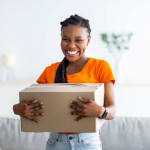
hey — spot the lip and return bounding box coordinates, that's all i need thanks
[65,50,80,55]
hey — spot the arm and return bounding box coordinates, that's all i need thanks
[102,80,115,120]
[87,81,115,120]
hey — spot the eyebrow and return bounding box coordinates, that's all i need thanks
[62,35,83,38]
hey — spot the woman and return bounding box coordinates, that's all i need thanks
[13,14,115,150]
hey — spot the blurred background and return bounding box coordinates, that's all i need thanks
[0,0,150,118]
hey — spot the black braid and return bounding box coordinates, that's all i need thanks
[55,57,69,83]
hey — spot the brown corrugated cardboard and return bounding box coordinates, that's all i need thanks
[19,83,105,132]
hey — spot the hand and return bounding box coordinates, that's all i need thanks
[13,99,44,123]
[70,99,85,121]
[70,96,104,121]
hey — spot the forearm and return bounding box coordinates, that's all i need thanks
[97,104,115,120]
[102,81,115,120]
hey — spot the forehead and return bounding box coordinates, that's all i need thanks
[61,25,88,37]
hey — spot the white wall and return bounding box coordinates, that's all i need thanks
[0,0,150,84]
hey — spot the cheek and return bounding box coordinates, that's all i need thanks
[61,42,66,49]
[81,43,87,50]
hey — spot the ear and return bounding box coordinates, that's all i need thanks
[86,36,91,46]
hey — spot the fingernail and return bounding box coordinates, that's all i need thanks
[33,99,38,103]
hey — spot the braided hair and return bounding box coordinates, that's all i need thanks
[60,14,91,35]
[55,14,91,83]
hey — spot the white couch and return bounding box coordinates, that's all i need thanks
[0,116,150,150]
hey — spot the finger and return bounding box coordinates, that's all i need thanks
[25,105,44,115]
[30,102,42,109]
[23,116,38,123]
[24,104,34,113]
[71,110,83,116]
[31,117,40,123]
[33,106,43,111]
[70,101,81,108]
[22,99,38,105]
[76,101,84,108]
[25,104,34,109]
[31,104,45,111]
[78,96,90,104]
[71,100,84,108]
[33,112,44,116]
[76,116,83,121]
[70,104,78,109]
[32,99,38,103]
[71,101,78,106]
[41,105,45,108]
[26,115,40,123]
[70,111,77,115]
[75,115,85,121]
[21,101,32,105]
[76,107,83,112]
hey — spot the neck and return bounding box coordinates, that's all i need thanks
[68,56,88,67]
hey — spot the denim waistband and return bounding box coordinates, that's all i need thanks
[48,132,100,143]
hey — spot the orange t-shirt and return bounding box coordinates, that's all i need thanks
[36,57,115,134]
[37,57,115,84]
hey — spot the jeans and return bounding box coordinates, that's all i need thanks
[45,132,102,150]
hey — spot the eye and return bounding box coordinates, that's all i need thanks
[75,39,84,43]
[62,38,69,42]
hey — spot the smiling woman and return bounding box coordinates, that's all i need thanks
[13,14,115,150]
[60,25,90,75]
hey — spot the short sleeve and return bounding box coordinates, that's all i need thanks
[36,62,60,84]
[36,67,48,83]
[97,60,115,84]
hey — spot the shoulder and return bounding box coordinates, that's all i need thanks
[90,58,115,83]
[89,57,110,67]
[89,58,113,74]
[36,62,61,83]
[45,62,61,71]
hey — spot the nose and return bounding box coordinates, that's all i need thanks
[68,41,76,49]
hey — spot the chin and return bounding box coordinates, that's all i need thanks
[65,55,81,63]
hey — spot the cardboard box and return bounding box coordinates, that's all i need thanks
[19,83,105,132]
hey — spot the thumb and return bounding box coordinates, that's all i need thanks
[78,96,90,104]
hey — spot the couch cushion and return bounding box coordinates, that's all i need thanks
[0,117,49,150]
[100,117,150,150]
[1,117,150,150]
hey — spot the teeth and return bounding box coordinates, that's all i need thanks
[67,51,78,55]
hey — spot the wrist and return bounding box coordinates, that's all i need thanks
[13,104,18,115]
[98,107,109,119]
[97,106,105,118]
[13,103,25,116]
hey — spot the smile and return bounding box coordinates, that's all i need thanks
[66,50,80,55]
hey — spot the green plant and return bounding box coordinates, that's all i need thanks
[100,32,133,81]
[100,32,133,52]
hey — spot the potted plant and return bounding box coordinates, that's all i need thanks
[100,32,133,81]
